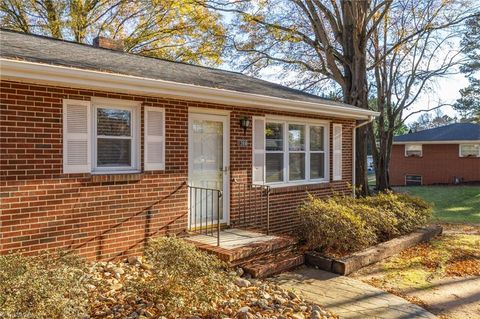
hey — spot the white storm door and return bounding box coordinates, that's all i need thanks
[188,113,229,225]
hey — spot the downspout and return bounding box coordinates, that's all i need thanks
[352,115,375,198]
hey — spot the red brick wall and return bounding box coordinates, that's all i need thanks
[1,80,354,259]
[389,144,480,185]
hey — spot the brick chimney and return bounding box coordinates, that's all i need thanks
[93,36,124,51]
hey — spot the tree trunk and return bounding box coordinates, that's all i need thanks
[344,63,370,196]
[375,149,390,191]
[370,119,394,192]
[355,126,369,195]
[341,1,370,196]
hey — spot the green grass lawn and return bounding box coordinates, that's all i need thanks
[395,186,480,224]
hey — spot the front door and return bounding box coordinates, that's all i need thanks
[188,112,229,226]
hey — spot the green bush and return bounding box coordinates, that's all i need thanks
[126,236,234,316]
[298,195,376,255]
[361,192,432,235]
[0,252,90,319]
[353,203,400,242]
[332,195,400,242]
[298,191,432,255]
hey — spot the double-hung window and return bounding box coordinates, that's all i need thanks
[288,124,306,181]
[459,144,480,157]
[94,103,139,172]
[63,98,164,174]
[265,120,328,185]
[310,125,326,179]
[265,122,285,183]
[405,144,422,157]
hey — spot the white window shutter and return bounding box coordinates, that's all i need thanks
[252,116,265,184]
[333,124,342,181]
[144,107,165,171]
[63,99,91,173]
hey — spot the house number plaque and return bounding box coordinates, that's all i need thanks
[237,139,248,147]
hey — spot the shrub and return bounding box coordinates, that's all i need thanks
[298,191,432,255]
[332,195,400,242]
[352,203,400,242]
[362,191,432,235]
[298,195,376,255]
[126,236,234,316]
[0,252,90,319]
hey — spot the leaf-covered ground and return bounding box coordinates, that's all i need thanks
[350,224,480,319]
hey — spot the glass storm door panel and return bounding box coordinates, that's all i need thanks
[189,113,228,225]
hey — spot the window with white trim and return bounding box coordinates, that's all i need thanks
[459,144,480,157]
[265,120,328,185]
[63,98,166,174]
[93,102,139,172]
[405,144,422,157]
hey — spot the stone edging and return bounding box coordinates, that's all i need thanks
[305,224,443,275]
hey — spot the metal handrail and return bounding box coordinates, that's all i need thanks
[187,185,222,246]
[232,179,271,235]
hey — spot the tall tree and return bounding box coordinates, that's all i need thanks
[208,0,475,193]
[0,0,226,65]
[367,0,474,191]
[207,0,393,194]
[454,16,480,122]
[408,110,456,133]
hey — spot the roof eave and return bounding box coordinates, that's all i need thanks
[0,58,379,120]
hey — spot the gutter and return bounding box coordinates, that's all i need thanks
[352,115,376,197]
[0,58,379,120]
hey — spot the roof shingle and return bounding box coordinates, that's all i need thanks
[394,123,480,142]
[0,28,363,112]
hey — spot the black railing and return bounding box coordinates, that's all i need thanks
[187,185,222,246]
[232,179,271,235]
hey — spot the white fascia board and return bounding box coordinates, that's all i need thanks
[0,58,379,120]
[393,140,480,145]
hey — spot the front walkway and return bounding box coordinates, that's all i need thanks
[274,266,437,319]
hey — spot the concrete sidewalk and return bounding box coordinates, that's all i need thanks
[274,266,437,319]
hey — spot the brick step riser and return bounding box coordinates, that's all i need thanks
[230,244,298,267]
[243,254,305,278]
[227,238,298,263]
[193,237,298,264]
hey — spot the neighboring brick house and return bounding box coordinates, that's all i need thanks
[390,123,480,186]
[0,29,378,260]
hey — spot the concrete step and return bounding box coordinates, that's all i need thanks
[242,252,305,278]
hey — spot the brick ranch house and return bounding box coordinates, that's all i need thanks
[0,29,378,260]
[390,123,480,186]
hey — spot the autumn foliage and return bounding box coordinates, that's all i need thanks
[298,191,433,255]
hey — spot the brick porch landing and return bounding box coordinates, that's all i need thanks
[188,229,278,249]
[186,228,297,272]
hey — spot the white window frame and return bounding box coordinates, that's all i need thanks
[405,144,423,157]
[265,120,286,184]
[288,122,307,182]
[459,143,480,157]
[265,117,329,187]
[91,98,141,173]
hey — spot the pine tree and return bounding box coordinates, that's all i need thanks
[454,16,480,122]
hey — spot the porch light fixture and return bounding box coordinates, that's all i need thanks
[239,116,251,135]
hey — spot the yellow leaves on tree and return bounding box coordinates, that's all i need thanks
[0,0,226,66]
